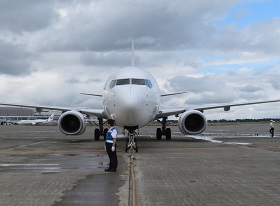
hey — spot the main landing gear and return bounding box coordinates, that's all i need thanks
[156,117,172,140]
[94,118,108,141]
[124,127,139,153]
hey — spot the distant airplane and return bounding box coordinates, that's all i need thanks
[15,113,55,125]
[1,42,280,151]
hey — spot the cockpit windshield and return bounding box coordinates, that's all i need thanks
[116,78,130,85]
[109,78,152,89]
[131,79,145,85]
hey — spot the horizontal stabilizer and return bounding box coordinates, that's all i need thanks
[80,93,102,97]
[161,92,186,97]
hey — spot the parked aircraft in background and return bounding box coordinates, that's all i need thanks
[1,42,280,152]
[15,113,55,125]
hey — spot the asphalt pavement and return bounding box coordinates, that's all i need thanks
[0,123,279,206]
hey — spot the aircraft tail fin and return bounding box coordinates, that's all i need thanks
[131,38,135,67]
[47,113,55,122]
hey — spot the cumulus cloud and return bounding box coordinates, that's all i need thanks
[0,41,34,75]
[0,0,280,119]
[29,0,239,52]
[0,0,59,33]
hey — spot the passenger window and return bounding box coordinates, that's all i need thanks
[131,79,145,85]
[116,78,130,85]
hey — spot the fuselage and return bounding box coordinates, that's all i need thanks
[103,67,160,128]
[17,119,47,125]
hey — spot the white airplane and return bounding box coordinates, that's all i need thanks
[1,44,280,151]
[15,113,55,125]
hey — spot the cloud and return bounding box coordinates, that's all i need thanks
[80,51,131,67]
[29,0,239,52]
[0,41,34,75]
[211,19,280,55]
[0,0,59,33]
[0,0,280,120]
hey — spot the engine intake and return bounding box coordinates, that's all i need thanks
[178,110,207,135]
[58,111,86,135]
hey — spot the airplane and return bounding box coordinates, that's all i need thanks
[1,42,280,152]
[15,113,55,125]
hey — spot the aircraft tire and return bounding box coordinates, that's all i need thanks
[165,128,171,140]
[156,128,162,140]
[94,128,100,141]
[125,138,129,153]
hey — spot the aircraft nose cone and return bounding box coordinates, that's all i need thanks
[118,91,142,109]
[115,87,146,125]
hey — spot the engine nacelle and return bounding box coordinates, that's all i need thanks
[58,111,86,135]
[178,110,207,135]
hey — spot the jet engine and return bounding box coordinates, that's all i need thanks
[178,110,207,135]
[58,111,86,135]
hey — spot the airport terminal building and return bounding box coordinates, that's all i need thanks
[0,107,33,116]
[0,107,60,124]
[0,107,95,125]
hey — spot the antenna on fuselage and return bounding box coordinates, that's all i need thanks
[131,38,135,67]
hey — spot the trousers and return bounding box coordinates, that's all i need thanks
[106,142,118,169]
[270,128,274,137]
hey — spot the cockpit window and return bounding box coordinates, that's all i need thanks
[145,79,152,88]
[109,78,153,89]
[109,80,116,89]
[116,78,130,85]
[131,79,145,85]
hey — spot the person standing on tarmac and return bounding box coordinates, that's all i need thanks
[105,119,118,172]
[269,120,275,138]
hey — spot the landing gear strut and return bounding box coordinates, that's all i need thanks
[94,118,108,141]
[124,127,139,153]
[125,133,138,153]
[156,117,172,140]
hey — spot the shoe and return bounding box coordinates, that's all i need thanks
[105,168,111,172]
[108,169,117,172]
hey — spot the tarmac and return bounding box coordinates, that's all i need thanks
[0,123,279,206]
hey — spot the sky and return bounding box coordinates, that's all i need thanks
[0,0,280,120]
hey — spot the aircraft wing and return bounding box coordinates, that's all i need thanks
[0,103,107,119]
[79,109,107,118]
[155,108,186,119]
[194,99,280,112]
[155,99,280,119]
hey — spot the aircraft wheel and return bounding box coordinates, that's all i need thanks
[94,128,100,141]
[156,128,162,140]
[125,138,129,153]
[135,138,138,153]
[165,128,171,140]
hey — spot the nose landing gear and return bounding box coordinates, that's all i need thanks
[125,133,138,153]
[124,127,139,153]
